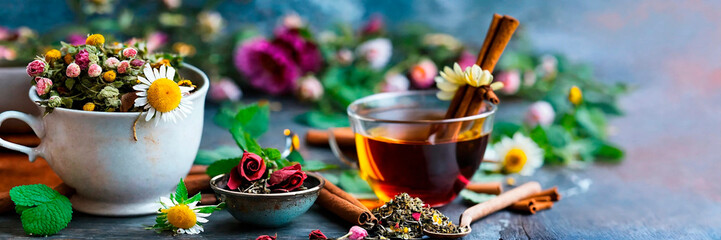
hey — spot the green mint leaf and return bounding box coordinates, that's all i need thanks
[194,145,243,165]
[229,125,263,155]
[492,122,522,142]
[294,110,349,129]
[286,151,305,165]
[196,202,225,214]
[9,184,60,206]
[175,179,188,202]
[594,142,624,162]
[338,170,373,194]
[460,189,496,204]
[214,102,270,138]
[185,193,202,205]
[263,148,281,161]
[10,184,72,236]
[302,160,339,171]
[206,157,242,177]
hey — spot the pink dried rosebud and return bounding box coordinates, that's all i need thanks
[409,58,438,89]
[117,60,130,74]
[209,78,242,102]
[35,77,52,96]
[524,101,556,127]
[26,60,46,77]
[130,59,144,67]
[412,212,421,221]
[255,235,276,240]
[495,70,521,94]
[88,63,102,77]
[309,229,327,240]
[297,75,323,101]
[268,164,306,192]
[66,62,81,78]
[347,226,368,240]
[74,49,90,70]
[104,57,120,68]
[122,47,137,58]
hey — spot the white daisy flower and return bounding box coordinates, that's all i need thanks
[435,63,504,101]
[491,132,544,176]
[156,196,211,235]
[133,64,194,125]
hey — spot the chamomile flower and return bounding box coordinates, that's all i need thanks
[133,64,194,125]
[156,197,208,234]
[435,63,466,100]
[492,132,544,176]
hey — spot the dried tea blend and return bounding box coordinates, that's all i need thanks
[368,193,466,239]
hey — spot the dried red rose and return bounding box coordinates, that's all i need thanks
[256,235,276,240]
[227,151,266,190]
[268,163,306,192]
[309,229,327,239]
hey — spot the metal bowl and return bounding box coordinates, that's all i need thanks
[210,172,325,228]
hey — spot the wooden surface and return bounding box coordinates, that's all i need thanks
[1,95,720,239]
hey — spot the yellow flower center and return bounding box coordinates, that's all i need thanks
[503,148,527,174]
[162,204,196,229]
[86,34,105,46]
[45,49,61,62]
[103,71,116,82]
[147,78,182,113]
[569,86,583,105]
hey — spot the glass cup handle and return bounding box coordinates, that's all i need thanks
[0,111,45,162]
[328,128,359,169]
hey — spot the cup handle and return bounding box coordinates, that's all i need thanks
[328,128,359,169]
[0,111,45,162]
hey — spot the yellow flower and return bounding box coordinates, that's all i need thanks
[464,64,493,87]
[45,49,61,62]
[435,63,467,100]
[492,133,544,176]
[133,64,194,125]
[177,80,196,88]
[502,148,527,174]
[147,78,182,113]
[162,204,197,229]
[173,42,197,57]
[103,70,116,82]
[86,34,105,46]
[569,86,582,105]
[83,102,95,111]
[432,214,443,225]
[152,59,172,69]
[64,54,74,64]
[506,177,516,186]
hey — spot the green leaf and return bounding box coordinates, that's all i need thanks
[65,78,75,90]
[194,146,243,165]
[229,124,262,155]
[460,189,496,204]
[185,193,202,205]
[338,170,373,194]
[492,122,522,142]
[302,160,340,171]
[10,184,72,236]
[286,151,305,165]
[295,111,350,129]
[594,142,624,162]
[576,107,607,139]
[263,148,281,161]
[214,102,270,138]
[206,157,241,177]
[175,179,188,202]
[195,202,226,213]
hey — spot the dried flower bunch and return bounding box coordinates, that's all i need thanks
[27,34,188,116]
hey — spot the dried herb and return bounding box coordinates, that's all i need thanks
[368,193,465,239]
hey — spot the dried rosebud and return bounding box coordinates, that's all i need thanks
[130,59,144,67]
[35,77,52,96]
[495,70,520,95]
[268,163,306,192]
[348,226,368,240]
[209,78,242,102]
[26,59,46,77]
[104,57,120,68]
[296,75,323,101]
[309,229,327,240]
[227,152,266,190]
[66,62,81,78]
[412,212,421,221]
[117,60,130,74]
[88,63,102,77]
[409,58,437,89]
[255,235,276,240]
[524,101,555,127]
[122,47,137,58]
[75,49,90,70]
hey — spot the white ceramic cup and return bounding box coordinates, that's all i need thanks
[0,64,209,216]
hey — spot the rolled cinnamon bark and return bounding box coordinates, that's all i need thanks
[465,182,503,195]
[188,165,208,175]
[521,187,561,201]
[508,199,537,214]
[200,193,218,205]
[323,179,369,211]
[184,174,211,196]
[306,128,355,148]
[534,201,554,211]
[316,188,373,226]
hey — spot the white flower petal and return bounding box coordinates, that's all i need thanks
[134,97,147,107]
[490,81,504,91]
[179,86,193,93]
[145,108,156,121]
[437,91,455,101]
[437,80,459,92]
[159,197,174,207]
[195,212,211,218]
[160,65,167,79]
[133,84,149,91]
[136,91,147,97]
[143,64,156,82]
[166,66,176,80]
[196,217,208,223]
[153,68,160,81]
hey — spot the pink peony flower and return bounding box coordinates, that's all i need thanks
[66,33,85,46]
[66,63,81,78]
[272,27,322,73]
[296,75,323,101]
[380,73,409,92]
[117,60,130,74]
[458,51,476,69]
[409,59,438,89]
[74,49,90,70]
[525,101,556,127]
[146,32,168,53]
[35,77,52,96]
[26,60,46,77]
[130,59,144,67]
[88,63,102,77]
[356,38,392,70]
[122,48,137,58]
[209,78,242,102]
[104,57,120,68]
[362,15,384,35]
[347,226,368,240]
[234,38,301,95]
[495,70,521,94]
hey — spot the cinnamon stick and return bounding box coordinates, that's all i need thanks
[508,198,537,214]
[316,188,374,226]
[323,179,369,211]
[306,128,355,147]
[200,193,218,205]
[534,201,554,211]
[521,187,561,201]
[184,174,211,196]
[465,182,503,195]
[188,165,208,175]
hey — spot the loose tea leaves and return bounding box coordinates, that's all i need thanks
[368,193,466,239]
